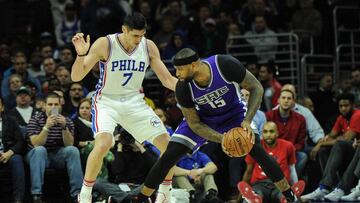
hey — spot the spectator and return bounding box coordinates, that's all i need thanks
[1,55,42,99]
[40,45,53,59]
[136,0,156,38]
[154,107,174,135]
[258,61,281,111]
[291,0,322,52]
[310,93,359,171]
[226,23,255,64]
[244,15,278,63]
[58,46,75,67]
[310,74,337,131]
[297,96,315,113]
[8,86,37,136]
[350,68,360,107]
[55,64,72,92]
[73,98,93,149]
[174,150,219,203]
[3,74,23,109]
[25,92,82,202]
[266,89,307,176]
[0,96,26,203]
[63,82,84,117]
[0,42,12,77]
[28,50,45,78]
[241,89,266,136]
[152,16,175,53]
[81,0,126,41]
[239,0,278,32]
[163,90,183,130]
[242,121,297,203]
[301,94,360,202]
[55,2,81,47]
[280,84,324,147]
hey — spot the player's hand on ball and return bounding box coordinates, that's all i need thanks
[221,133,233,157]
[241,121,255,145]
[72,33,90,56]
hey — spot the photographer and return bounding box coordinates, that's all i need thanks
[93,126,159,203]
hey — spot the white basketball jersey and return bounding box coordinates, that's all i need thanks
[95,33,150,96]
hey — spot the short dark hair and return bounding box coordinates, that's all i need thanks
[123,12,147,30]
[173,48,197,61]
[259,59,276,74]
[337,93,355,104]
[46,92,61,103]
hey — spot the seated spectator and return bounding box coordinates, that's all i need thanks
[302,93,360,201]
[164,90,183,130]
[55,2,81,47]
[1,55,42,99]
[266,89,307,176]
[3,74,23,109]
[290,0,322,52]
[240,89,266,136]
[8,86,37,136]
[310,74,337,131]
[55,64,72,92]
[279,84,324,147]
[310,93,360,172]
[154,107,174,135]
[25,92,82,203]
[153,16,175,53]
[58,45,75,67]
[258,61,281,111]
[63,82,85,118]
[28,50,45,79]
[297,96,314,113]
[174,150,219,203]
[244,15,278,63]
[242,121,297,203]
[0,97,26,203]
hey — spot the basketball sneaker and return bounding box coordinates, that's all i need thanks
[237,181,263,203]
[77,193,92,203]
[280,180,305,203]
[155,191,174,203]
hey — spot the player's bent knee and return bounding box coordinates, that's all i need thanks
[152,133,170,154]
[94,132,114,154]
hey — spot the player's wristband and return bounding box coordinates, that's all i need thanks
[77,51,88,57]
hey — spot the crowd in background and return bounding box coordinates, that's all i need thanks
[0,0,360,203]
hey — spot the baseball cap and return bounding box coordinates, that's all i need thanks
[16,86,31,96]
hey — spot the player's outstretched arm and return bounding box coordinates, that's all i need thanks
[147,39,178,91]
[71,33,108,81]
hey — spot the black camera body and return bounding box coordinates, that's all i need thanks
[117,127,135,145]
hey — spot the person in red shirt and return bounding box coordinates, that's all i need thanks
[242,121,298,203]
[301,93,360,202]
[265,89,307,176]
[258,60,282,111]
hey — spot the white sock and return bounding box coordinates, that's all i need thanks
[80,179,95,196]
[158,179,172,195]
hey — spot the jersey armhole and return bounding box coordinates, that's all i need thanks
[101,35,112,64]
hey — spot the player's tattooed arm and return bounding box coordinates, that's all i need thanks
[181,107,223,143]
[240,70,264,123]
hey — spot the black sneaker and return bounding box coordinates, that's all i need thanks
[205,189,218,200]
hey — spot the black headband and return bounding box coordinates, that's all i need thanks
[173,53,200,66]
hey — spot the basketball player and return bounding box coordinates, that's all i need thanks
[71,13,178,203]
[133,48,302,203]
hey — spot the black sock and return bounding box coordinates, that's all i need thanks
[283,189,295,201]
[136,193,150,202]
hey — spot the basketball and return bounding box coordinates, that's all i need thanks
[223,127,254,157]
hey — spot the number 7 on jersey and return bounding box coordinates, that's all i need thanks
[122,72,133,86]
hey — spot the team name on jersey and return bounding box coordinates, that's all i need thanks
[111,59,146,72]
[194,86,229,105]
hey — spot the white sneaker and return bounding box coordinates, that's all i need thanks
[155,191,174,203]
[300,187,329,201]
[341,185,360,201]
[324,188,344,201]
[77,193,92,203]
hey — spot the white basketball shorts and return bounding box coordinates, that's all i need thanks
[91,93,167,143]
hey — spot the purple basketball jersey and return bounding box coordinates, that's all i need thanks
[172,55,247,150]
